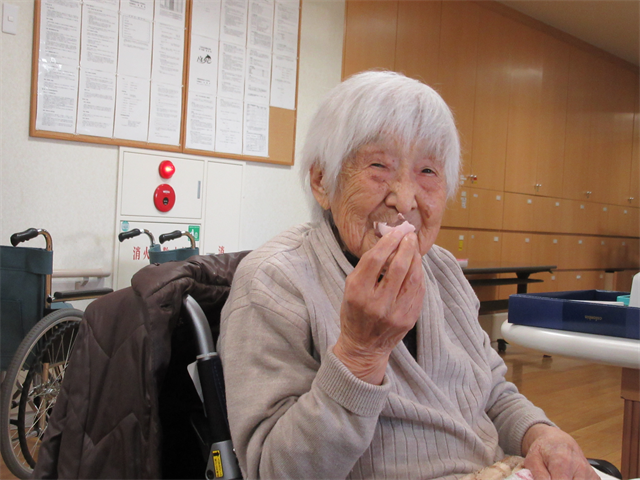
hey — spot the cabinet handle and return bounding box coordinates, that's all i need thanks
[468,174,478,183]
[585,191,592,198]
[535,183,542,192]
[629,197,635,203]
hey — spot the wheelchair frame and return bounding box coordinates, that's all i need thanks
[0,228,112,479]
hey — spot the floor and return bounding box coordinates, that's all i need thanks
[0,344,625,479]
[501,343,624,467]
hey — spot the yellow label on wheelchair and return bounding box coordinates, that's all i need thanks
[212,450,224,478]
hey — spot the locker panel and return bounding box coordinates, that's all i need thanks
[526,271,558,294]
[531,234,559,267]
[532,197,563,233]
[504,23,542,196]
[467,230,502,266]
[536,35,570,199]
[395,1,441,86]
[467,188,504,230]
[626,238,640,269]
[608,205,634,237]
[469,8,514,191]
[500,232,532,267]
[555,271,604,292]
[502,193,534,232]
[435,228,468,260]
[437,1,480,178]
[343,1,398,78]
[442,190,470,228]
[557,236,589,270]
[594,205,610,236]
[560,199,591,235]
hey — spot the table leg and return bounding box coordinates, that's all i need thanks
[516,273,530,294]
[621,368,639,480]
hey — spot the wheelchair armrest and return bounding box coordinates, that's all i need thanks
[588,458,622,479]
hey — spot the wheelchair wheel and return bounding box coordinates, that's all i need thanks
[0,308,82,479]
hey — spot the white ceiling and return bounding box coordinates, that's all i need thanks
[496,0,640,67]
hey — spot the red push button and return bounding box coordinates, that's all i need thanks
[154,184,176,212]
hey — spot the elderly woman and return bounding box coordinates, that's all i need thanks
[218,71,596,480]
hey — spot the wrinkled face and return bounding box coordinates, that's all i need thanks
[312,137,448,258]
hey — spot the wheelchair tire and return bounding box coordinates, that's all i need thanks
[0,308,83,479]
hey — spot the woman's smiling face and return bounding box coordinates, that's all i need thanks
[312,137,448,259]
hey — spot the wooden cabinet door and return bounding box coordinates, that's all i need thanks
[609,238,631,269]
[531,234,560,267]
[527,271,558,293]
[605,205,631,236]
[533,196,564,233]
[468,230,502,265]
[558,236,590,270]
[627,238,640,269]
[560,199,593,234]
[594,204,610,236]
[504,24,542,196]
[343,0,398,79]
[469,8,514,191]
[441,189,470,228]
[555,271,603,292]
[593,63,636,205]
[611,67,640,206]
[536,35,570,198]
[504,30,569,199]
[563,47,594,201]
[501,232,533,266]
[586,57,612,204]
[608,205,631,237]
[467,188,504,230]
[395,1,441,86]
[436,228,468,259]
[502,192,535,232]
[630,90,640,208]
[437,1,480,184]
[587,237,606,270]
[629,207,640,238]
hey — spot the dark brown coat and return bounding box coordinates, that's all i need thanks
[33,251,250,479]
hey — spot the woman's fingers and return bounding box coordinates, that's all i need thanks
[377,234,422,297]
[355,228,409,286]
[523,425,599,480]
[343,233,423,339]
[523,454,550,480]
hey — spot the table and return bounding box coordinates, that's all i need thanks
[501,322,640,479]
[462,265,556,313]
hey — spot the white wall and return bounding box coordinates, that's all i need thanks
[0,0,345,289]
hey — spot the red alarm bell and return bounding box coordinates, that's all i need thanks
[154,184,176,212]
[159,160,175,179]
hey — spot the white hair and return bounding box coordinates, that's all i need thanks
[300,70,461,220]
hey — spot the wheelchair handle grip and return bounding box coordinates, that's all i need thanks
[160,230,196,248]
[10,228,39,246]
[118,229,141,242]
[159,230,182,243]
[10,228,52,251]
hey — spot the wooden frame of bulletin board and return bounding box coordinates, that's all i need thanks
[29,0,300,166]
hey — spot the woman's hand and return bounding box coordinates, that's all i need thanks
[522,424,598,480]
[333,229,425,385]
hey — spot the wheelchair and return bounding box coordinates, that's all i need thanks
[118,229,242,480]
[0,228,113,479]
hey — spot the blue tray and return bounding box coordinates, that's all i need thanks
[508,290,640,340]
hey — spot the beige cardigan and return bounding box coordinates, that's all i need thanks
[219,218,552,480]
